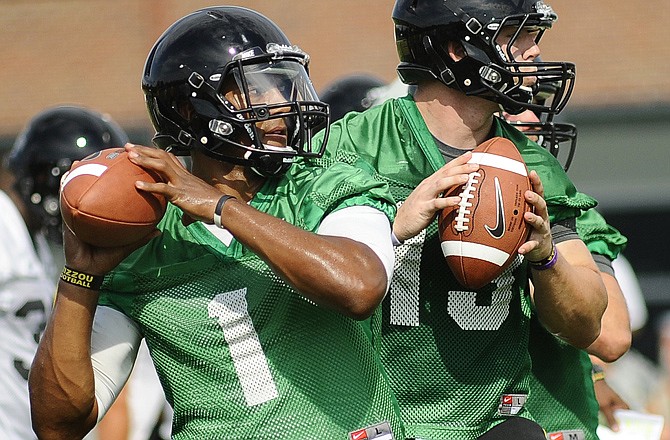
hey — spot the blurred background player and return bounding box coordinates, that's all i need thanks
[29,6,404,440]
[0,127,56,440]
[5,106,129,280]
[0,105,131,439]
[319,74,386,122]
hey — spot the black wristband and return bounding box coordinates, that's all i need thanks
[60,266,104,290]
[213,194,236,229]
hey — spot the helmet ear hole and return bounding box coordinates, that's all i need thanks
[447,40,466,62]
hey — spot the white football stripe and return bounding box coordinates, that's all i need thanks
[469,152,527,176]
[441,241,510,266]
[60,164,108,189]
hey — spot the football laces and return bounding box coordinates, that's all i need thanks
[454,171,480,232]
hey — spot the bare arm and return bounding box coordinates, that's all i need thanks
[587,271,632,362]
[524,172,607,349]
[127,144,394,319]
[95,385,130,440]
[29,280,100,439]
[29,227,148,439]
[220,200,389,319]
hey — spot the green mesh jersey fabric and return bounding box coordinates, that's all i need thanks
[98,159,405,439]
[527,208,628,439]
[313,96,598,439]
[577,207,628,260]
[528,319,600,440]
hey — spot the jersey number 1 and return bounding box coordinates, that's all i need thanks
[208,288,279,407]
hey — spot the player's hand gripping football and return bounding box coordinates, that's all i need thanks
[62,222,157,277]
[517,170,553,261]
[393,152,477,242]
[125,144,225,224]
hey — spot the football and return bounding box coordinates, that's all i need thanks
[438,137,531,289]
[60,147,167,247]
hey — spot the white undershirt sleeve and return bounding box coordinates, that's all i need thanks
[91,305,142,422]
[317,205,395,293]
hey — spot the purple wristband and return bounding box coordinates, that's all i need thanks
[529,244,558,271]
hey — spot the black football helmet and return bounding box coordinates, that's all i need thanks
[142,6,330,177]
[6,106,128,242]
[319,74,386,122]
[392,0,575,115]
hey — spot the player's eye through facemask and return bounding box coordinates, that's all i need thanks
[223,53,313,147]
[488,17,574,115]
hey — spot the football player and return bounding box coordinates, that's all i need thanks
[313,0,607,438]
[339,73,634,438]
[0,106,128,439]
[29,7,404,440]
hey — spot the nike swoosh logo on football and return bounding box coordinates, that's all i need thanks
[485,177,505,239]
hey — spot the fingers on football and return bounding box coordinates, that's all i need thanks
[434,196,461,210]
[128,152,174,176]
[529,170,545,197]
[435,173,469,196]
[445,151,473,167]
[517,239,540,256]
[523,210,545,231]
[439,160,479,177]
[525,189,548,224]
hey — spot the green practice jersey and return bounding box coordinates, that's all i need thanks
[528,208,628,440]
[98,159,404,439]
[314,96,597,439]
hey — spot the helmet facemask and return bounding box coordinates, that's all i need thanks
[151,44,330,177]
[480,13,575,115]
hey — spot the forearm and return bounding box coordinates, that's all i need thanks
[587,272,632,362]
[220,200,388,319]
[29,281,99,439]
[533,241,607,348]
